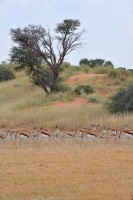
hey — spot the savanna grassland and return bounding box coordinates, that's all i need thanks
[0,65,133,129]
[0,64,133,200]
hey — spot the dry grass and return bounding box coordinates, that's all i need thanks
[0,142,133,200]
[0,103,133,130]
[0,70,133,200]
[0,71,133,130]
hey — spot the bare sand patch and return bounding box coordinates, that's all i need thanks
[66,73,106,84]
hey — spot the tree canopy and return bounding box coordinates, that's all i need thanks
[79,58,114,68]
[10,19,84,93]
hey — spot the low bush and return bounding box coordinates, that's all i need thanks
[87,95,99,103]
[56,81,71,93]
[0,65,15,82]
[108,70,119,79]
[108,84,133,113]
[74,85,94,95]
[80,64,91,74]
[94,66,113,74]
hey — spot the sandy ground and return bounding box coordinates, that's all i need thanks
[0,141,133,200]
[65,73,106,84]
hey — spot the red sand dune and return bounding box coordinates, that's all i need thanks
[48,74,106,108]
[66,73,106,84]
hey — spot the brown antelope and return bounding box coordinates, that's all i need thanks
[62,130,77,142]
[102,126,122,142]
[90,124,100,131]
[7,128,37,146]
[53,126,63,139]
[79,128,104,146]
[0,133,8,144]
[119,129,133,140]
[36,127,53,141]
[108,127,121,135]
[78,124,101,138]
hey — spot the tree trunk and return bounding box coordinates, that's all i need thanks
[50,72,58,93]
[40,82,49,94]
[34,69,49,94]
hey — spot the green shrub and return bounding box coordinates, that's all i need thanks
[117,68,129,76]
[108,85,133,113]
[59,62,71,72]
[94,66,113,74]
[80,64,90,74]
[62,66,81,80]
[0,65,15,82]
[108,68,130,80]
[108,70,118,79]
[56,81,71,93]
[74,85,94,95]
[88,96,99,103]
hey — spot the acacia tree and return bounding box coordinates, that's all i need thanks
[10,19,84,94]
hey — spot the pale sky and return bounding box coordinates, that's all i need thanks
[0,0,133,69]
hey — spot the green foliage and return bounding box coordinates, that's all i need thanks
[31,66,71,93]
[10,19,84,94]
[109,85,133,113]
[59,62,71,72]
[94,66,113,74]
[108,70,118,79]
[116,68,129,76]
[79,58,90,66]
[62,66,80,80]
[74,85,94,95]
[88,95,99,103]
[79,58,114,68]
[104,61,114,67]
[55,19,80,33]
[80,64,90,73]
[56,81,71,93]
[0,65,15,82]
[31,66,52,86]
[42,92,74,106]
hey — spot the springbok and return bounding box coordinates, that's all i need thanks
[102,126,122,142]
[90,124,100,131]
[7,128,37,147]
[0,133,7,144]
[62,130,77,142]
[119,129,133,140]
[79,128,104,146]
[36,127,53,141]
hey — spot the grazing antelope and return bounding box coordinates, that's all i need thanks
[123,124,128,130]
[62,130,77,142]
[109,127,121,135]
[79,128,103,146]
[90,124,100,131]
[53,126,63,139]
[102,126,110,141]
[78,124,100,135]
[36,127,52,141]
[6,129,18,141]
[8,128,37,147]
[119,129,133,140]
[0,133,8,144]
[102,126,122,142]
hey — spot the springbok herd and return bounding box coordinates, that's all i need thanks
[0,124,133,146]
